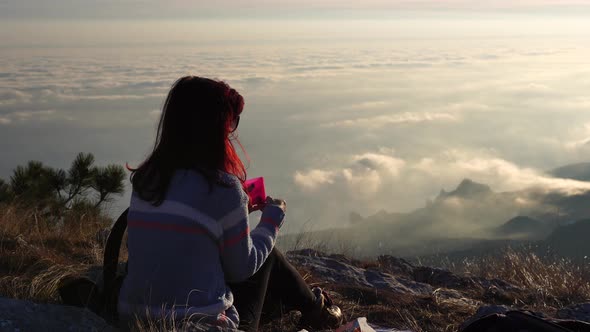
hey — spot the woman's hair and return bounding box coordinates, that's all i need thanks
[129,76,247,205]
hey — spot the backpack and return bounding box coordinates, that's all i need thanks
[460,310,590,332]
[58,208,129,325]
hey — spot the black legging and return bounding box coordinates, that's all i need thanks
[228,248,317,332]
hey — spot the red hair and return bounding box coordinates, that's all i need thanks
[129,76,249,205]
[223,85,247,183]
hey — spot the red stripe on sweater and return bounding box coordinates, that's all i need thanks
[222,226,250,248]
[260,217,279,231]
[128,220,207,235]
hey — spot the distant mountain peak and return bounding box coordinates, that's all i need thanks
[506,215,538,224]
[439,178,492,199]
[493,216,555,240]
[498,216,541,232]
[550,162,590,182]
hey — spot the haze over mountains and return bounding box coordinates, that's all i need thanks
[278,162,590,260]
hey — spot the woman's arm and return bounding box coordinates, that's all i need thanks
[218,183,285,283]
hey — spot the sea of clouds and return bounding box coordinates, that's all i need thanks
[1,19,590,232]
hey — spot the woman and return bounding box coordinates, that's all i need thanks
[119,76,343,331]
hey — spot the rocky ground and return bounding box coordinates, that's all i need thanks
[1,248,590,331]
[277,249,590,331]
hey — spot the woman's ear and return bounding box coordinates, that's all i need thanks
[230,115,240,133]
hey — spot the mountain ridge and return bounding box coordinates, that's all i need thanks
[281,162,590,259]
[550,162,590,182]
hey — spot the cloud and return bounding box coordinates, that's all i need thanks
[294,169,337,191]
[352,152,406,177]
[563,122,590,152]
[323,112,458,128]
[0,110,60,125]
[1,19,590,226]
[565,138,590,151]
[294,151,405,197]
[0,89,32,106]
[11,110,56,120]
[446,151,590,194]
[292,149,590,226]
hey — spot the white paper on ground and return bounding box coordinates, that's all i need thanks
[298,317,413,332]
[335,317,376,332]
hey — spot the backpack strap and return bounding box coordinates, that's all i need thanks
[505,311,573,332]
[102,207,129,321]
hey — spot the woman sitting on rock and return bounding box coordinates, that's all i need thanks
[119,76,343,331]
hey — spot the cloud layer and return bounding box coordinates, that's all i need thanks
[1,18,590,228]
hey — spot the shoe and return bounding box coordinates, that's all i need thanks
[300,287,343,330]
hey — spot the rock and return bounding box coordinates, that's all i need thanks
[287,251,433,296]
[377,255,522,299]
[289,249,326,257]
[459,304,512,330]
[557,303,590,322]
[377,255,415,276]
[413,266,478,289]
[473,304,512,316]
[474,277,521,292]
[432,288,480,308]
[481,285,518,304]
[0,297,116,332]
[412,266,519,291]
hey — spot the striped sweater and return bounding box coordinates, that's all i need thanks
[117,169,285,328]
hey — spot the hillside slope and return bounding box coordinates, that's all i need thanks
[3,203,590,331]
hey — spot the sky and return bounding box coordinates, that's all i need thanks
[1,1,590,232]
[2,0,590,19]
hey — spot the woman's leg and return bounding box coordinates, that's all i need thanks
[228,248,317,331]
[228,251,275,332]
[260,248,317,323]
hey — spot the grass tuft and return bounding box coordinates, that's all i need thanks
[0,202,110,301]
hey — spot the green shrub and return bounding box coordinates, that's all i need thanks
[0,152,125,220]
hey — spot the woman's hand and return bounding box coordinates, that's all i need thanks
[265,196,286,213]
[248,196,286,214]
[248,202,264,214]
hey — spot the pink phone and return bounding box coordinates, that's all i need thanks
[244,177,266,206]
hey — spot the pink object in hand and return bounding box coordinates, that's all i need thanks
[244,177,266,205]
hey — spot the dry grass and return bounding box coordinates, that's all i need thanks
[0,202,110,302]
[2,202,590,331]
[451,248,590,309]
[257,265,477,332]
[256,287,476,332]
